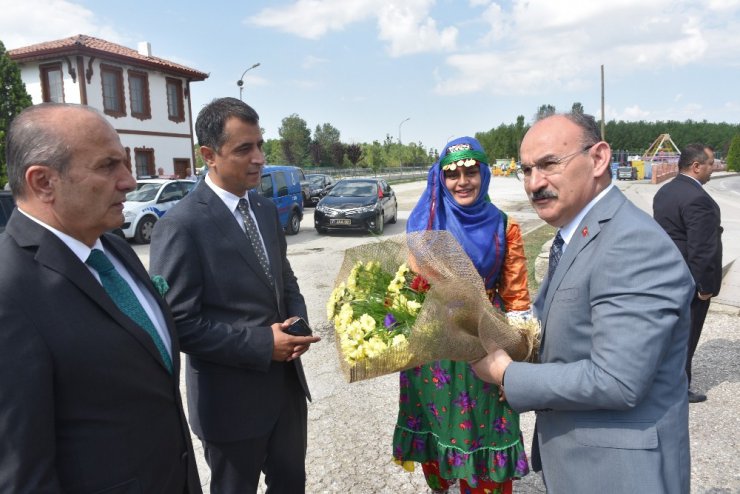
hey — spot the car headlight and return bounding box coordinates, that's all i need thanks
[353,204,377,214]
[123,210,136,220]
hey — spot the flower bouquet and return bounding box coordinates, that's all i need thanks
[328,230,540,382]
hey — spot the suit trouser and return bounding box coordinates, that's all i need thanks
[686,296,711,386]
[202,376,308,494]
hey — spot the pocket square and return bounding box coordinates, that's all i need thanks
[151,275,169,296]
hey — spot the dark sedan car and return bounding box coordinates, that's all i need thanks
[306,173,335,205]
[314,178,397,234]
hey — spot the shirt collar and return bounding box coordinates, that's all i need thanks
[17,207,105,263]
[559,183,614,247]
[204,173,250,211]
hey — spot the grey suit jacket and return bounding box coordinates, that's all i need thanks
[150,184,309,442]
[0,211,200,493]
[504,187,694,494]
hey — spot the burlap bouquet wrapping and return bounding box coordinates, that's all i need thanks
[330,230,539,382]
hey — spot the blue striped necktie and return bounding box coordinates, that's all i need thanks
[548,231,564,282]
[86,249,173,373]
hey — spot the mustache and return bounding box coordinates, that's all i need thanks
[529,189,558,201]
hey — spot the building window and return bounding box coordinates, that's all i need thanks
[166,77,185,123]
[100,64,126,117]
[40,63,65,103]
[134,148,155,177]
[128,70,151,120]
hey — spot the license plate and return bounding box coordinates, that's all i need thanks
[330,219,351,225]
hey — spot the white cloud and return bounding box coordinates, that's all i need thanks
[247,0,457,56]
[376,2,458,56]
[247,0,381,39]
[0,0,124,49]
[302,55,329,69]
[434,0,735,96]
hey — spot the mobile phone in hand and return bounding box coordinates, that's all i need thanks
[284,317,312,336]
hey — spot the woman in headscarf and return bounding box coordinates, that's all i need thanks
[393,137,531,493]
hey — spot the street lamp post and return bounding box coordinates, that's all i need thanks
[398,117,410,145]
[237,62,261,100]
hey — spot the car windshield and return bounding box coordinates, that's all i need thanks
[126,183,161,202]
[309,176,325,185]
[328,182,376,197]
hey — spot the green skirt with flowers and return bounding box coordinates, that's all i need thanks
[392,359,529,485]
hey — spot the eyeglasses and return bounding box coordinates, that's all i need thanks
[520,144,595,178]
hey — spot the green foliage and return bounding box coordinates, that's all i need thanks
[535,104,556,121]
[0,40,33,187]
[278,114,311,166]
[726,134,740,172]
[263,138,284,164]
[312,123,342,165]
[604,119,740,157]
[571,102,584,115]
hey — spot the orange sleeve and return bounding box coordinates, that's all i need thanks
[498,217,532,312]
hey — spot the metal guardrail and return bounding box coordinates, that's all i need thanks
[305,166,431,183]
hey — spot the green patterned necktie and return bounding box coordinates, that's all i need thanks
[86,249,173,373]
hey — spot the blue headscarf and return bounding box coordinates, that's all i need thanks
[407,136,506,289]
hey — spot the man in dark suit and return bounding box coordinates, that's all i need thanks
[150,97,321,494]
[0,103,201,493]
[653,143,723,403]
[472,113,694,493]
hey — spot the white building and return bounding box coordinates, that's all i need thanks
[9,34,208,179]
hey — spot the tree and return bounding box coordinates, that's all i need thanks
[346,143,362,166]
[278,114,311,165]
[313,123,341,165]
[330,142,345,166]
[726,134,740,172]
[262,138,284,164]
[0,40,33,187]
[535,104,556,121]
[571,102,584,115]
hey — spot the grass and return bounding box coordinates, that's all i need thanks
[522,223,556,296]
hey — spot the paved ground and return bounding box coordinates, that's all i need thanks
[160,174,740,493]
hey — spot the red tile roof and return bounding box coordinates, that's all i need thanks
[8,34,208,81]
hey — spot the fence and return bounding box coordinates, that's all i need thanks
[304,165,430,183]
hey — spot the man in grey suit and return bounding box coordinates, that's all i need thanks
[653,143,723,403]
[0,103,201,493]
[472,113,694,493]
[150,97,320,494]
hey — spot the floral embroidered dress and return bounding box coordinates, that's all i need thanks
[393,137,531,492]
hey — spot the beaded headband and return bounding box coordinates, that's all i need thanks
[439,149,488,171]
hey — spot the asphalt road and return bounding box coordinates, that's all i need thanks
[133,174,740,493]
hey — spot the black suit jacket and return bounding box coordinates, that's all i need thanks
[0,211,201,494]
[653,173,723,295]
[149,184,310,442]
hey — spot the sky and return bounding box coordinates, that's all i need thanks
[2,0,739,152]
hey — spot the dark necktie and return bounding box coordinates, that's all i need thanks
[548,231,564,282]
[86,249,173,373]
[237,198,274,286]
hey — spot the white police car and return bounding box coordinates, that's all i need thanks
[122,179,195,243]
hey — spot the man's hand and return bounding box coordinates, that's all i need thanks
[698,291,712,301]
[271,320,321,362]
[471,349,512,385]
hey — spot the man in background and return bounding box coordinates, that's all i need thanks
[150,97,320,493]
[653,143,723,403]
[0,103,200,493]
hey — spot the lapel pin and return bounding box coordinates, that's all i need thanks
[581,226,589,237]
